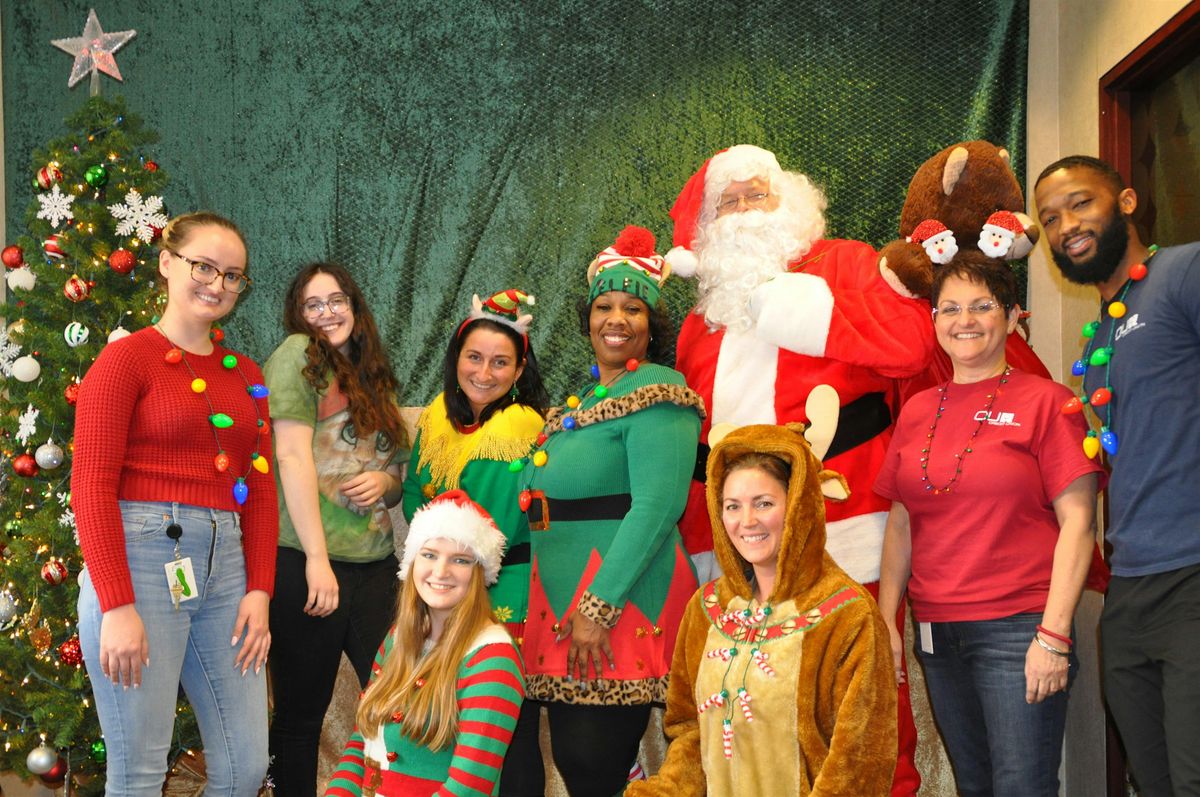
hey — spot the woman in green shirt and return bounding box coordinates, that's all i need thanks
[265,262,408,797]
[401,288,548,796]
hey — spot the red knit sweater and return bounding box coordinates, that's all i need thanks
[72,327,278,612]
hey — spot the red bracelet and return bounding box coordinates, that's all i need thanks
[1037,625,1072,647]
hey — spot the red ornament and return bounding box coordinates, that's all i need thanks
[1129,262,1148,281]
[625,358,641,372]
[109,248,136,273]
[43,234,65,260]
[36,164,64,189]
[13,453,40,477]
[1090,387,1113,406]
[150,225,164,242]
[58,636,83,666]
[41,559,68,585]
[535,432,547,446]
[63,274,90,302]
[64,382,81,406]
[39,757,67,786]
[145,160,159,172]
[518,490,533,512]
[210,327,225,343]
[1061,396,1083,415]
[214,452,230,472]
[2,245,24,268]
[165,347,184,364]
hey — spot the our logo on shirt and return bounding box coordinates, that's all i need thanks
[1114,313,1145,342]
[974,410,1021,427]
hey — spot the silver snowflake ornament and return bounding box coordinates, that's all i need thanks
[51,9,137,91]
[36,184,77,228]
[109,189,168,243]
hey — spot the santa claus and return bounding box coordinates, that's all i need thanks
[667,145,930,796]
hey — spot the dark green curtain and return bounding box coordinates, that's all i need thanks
[4,0,1028,402]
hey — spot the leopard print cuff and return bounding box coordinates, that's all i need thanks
[576,589,623,629]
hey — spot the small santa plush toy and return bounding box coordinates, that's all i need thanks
[977,210,1026,258]
[906,219,957,265]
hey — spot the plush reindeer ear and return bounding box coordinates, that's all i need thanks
[708,422,737,449]
[803,384,839,461]
[803,384,850,501]
[943,146,969,195]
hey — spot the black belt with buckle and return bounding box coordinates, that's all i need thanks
[501,542,530,566]
[692,391,892,483]
[527,493,633,530]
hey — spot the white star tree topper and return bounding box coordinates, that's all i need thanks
[51,9,136,95]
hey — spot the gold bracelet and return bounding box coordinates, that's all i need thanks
[1034,634,1070,657]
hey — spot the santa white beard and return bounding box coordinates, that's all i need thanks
[694,209,810,332]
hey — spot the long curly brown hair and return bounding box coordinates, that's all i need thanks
[282,263,408,450]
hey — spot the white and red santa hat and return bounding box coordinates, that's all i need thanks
[665,145,785,279]
[399,489,507,586]
[907,218,959,265]
[977,211,1026,258]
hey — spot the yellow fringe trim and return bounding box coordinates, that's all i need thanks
[416,393,543,490]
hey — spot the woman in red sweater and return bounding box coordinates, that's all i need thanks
[73,211,278,796]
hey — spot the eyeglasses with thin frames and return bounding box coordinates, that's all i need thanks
[716,192,771,212]
[169,250,252,294]
[932,300,1002,319]
[300,294,351,318]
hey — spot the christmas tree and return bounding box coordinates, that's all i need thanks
[0,95,194,793]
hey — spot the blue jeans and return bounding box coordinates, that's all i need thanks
[915,613,1076,797]
[78,501,268,797]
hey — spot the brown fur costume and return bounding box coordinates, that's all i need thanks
[628,424,897,797]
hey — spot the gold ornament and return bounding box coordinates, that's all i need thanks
[30,622,53,654]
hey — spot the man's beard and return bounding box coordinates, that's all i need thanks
[1052,208,1130,286]
[694,209,809,332]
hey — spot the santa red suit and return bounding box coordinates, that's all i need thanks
[667,146,932,797]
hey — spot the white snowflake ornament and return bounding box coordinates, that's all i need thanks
[0,328,21,377]
[16,404,40,446]
[109,189,167,243]
[37,184,76,228]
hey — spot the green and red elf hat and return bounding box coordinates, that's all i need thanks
[458,288,536,351]
[587,225,669,306]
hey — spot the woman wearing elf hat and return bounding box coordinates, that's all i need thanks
[516,226,705,796]
[73,211,276,794]
[627,423,898,797]
[324,489,525,797]
[263,262,409,797]
[401,287,548,795]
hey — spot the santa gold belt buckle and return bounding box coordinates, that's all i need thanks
[529,490,549,531]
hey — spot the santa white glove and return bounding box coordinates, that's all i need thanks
[748,272,834,357]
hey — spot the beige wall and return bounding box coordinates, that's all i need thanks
[1026,2,1189,796]
[1026,0,1190,379]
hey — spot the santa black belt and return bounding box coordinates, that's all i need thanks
[526,492,633,531]
[692,391,892,483]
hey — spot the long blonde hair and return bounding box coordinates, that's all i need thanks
[355,559,497,749]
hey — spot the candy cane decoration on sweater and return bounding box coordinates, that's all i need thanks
[737,688,754,722]
[705,647,733,662]
[722,719,735,759]
[752,648,776,677]
[698,690,728,714]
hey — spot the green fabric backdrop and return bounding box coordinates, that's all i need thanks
[4,0,1028,402]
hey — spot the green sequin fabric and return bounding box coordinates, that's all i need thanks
[4,0,1028,402]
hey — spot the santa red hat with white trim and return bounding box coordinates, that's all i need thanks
[399,489,507,586]
[665,145,787,278]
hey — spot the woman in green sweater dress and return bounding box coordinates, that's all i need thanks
[517,227,706,797]
[401,289,548,796]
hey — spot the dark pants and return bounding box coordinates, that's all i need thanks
[1101,563,1200,797]
[497,698,547,796]
[533,702,651,797]
[916,613,1076,797]
[267,546,398,797]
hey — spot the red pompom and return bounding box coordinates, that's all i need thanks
[613,225,656,258]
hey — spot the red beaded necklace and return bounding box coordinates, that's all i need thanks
[919,367,1010,494]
